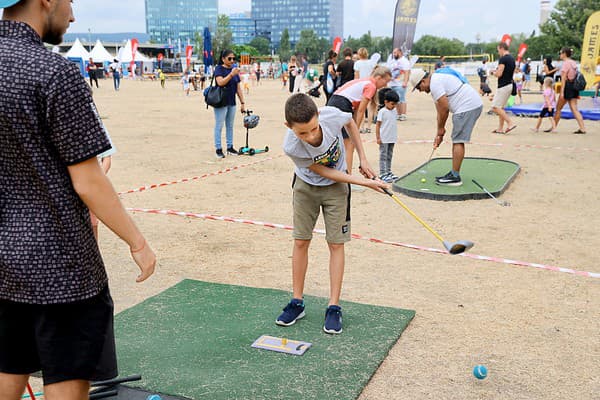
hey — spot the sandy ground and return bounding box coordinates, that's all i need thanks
[33,75,599,399]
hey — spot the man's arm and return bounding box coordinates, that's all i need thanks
[68,158,155,282]
[434,95,450,149]
[308,163,388,193]
[494,64,505,78]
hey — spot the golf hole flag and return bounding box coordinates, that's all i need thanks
[581,11,600,89]
[393,0,421,53]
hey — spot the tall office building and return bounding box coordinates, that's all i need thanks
[251,0,343,48]
[230,13,256,45]
[540,0,551,26]
[145,0,218,44]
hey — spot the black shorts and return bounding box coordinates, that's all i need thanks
[0,286,117,385]
[539,107,554,118]
[563,80,579,100]
[327,94,354,138]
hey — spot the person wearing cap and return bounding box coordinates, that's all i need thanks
[410,67,483,186]
[0,1,156,399]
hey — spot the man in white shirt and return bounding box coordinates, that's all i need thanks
[410,68,483,186]
[386,48,411,121]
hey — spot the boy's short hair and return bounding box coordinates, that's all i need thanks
[384,90,400,103]
[285,93,318,125]
[342,47,353,58]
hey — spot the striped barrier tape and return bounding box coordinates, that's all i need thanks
[118,155,283,195]
[126,207,600,279]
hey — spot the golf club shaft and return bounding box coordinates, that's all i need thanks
[382,189,445,243]
[471,179,502,204]
[427,147,435,162]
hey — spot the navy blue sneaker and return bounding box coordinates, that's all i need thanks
[323,305,343,334]
[276,298,305,326]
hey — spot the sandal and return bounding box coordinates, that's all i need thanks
[573,129,586,134]
[543,128,553,133]
[492,129,506,134]
[505,125,517,133]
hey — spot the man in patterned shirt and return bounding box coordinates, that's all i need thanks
[0,1,156,399]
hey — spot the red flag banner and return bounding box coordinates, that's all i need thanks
[332,37,342,54]
[501,34,512,47]
[157,53,164,61]
[186,45,193,68]
[516,43,528,63]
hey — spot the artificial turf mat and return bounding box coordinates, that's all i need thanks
[114,279,415,400]
[393,157,520,201]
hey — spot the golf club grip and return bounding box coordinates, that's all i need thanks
[471,179,485,191]
[91,374,142,387]
[89,389,118,400]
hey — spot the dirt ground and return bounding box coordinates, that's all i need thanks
[38,75,600,399]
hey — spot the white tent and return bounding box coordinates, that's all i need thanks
[65,38,90,60]
[117,39,151,63]
[89,40,114,63]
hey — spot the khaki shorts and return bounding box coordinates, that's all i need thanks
[492,84,512,108]
[292,176,351,243]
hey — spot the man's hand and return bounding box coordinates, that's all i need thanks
[434,134,444,149]
[131,241,156,283]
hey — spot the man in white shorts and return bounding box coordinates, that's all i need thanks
[410,68,483,186]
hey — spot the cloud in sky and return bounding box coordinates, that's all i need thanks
[69,0,558,43]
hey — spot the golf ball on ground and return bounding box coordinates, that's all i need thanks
[473,365,488,379]
[421,178,427,183]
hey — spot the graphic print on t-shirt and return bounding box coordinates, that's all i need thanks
[313,136,341,168]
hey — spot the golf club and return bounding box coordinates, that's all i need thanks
[381,188,474,254]
[472,179,511,207]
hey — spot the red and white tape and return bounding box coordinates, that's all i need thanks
[126,207,600,279]
[398,139,599,153]
[118,155,283,195]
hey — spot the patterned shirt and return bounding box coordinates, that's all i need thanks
[0,21,111,304]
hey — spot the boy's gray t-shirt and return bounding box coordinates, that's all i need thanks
[283,106,352,186]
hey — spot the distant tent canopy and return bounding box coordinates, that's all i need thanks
[89,39,115,63]
[117,39,151,62]
[65,38,90,60]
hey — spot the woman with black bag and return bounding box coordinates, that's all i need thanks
[212,49,246,158]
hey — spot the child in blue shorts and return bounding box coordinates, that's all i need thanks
[277,94,388,334]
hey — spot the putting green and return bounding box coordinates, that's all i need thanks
[393,157,520,201]
[114,280,415,400]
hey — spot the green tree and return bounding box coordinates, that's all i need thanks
[294,29,326,63]
[540,0,600,55]
[279,29,291,61]
[194,31,203,61]
[412,35,465,56]
[249,36,271,55]
[214,14,233,56]
[232,44,258,57]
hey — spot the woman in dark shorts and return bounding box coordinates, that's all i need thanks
[553,47,586,134]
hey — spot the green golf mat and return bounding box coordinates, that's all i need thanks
[114,279,415,400]
[393,157,520,201]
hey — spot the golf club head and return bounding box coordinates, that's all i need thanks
[443,240,474,255]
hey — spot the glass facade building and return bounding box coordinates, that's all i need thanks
[251,0,343,48]
[145,0,218,44]
[229,13,256,45]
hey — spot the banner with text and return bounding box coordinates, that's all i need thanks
[581,11,600,89]
[393,0,421,53]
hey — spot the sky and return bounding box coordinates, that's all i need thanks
[69,0,558,44]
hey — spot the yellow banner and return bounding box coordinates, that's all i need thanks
[580,11,600,89]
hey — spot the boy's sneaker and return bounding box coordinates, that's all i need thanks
[275,298,305,326]
[323,305,343,334]
[227,147,239,155]
[389,172,400,181]
[397,114,407,121]
[215,149,225,158]
[379,173,395,183]
[435,171,462,186]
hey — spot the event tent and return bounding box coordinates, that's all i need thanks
[65,38,90,76]
[90,39,115,63]
[117,39,151,63]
